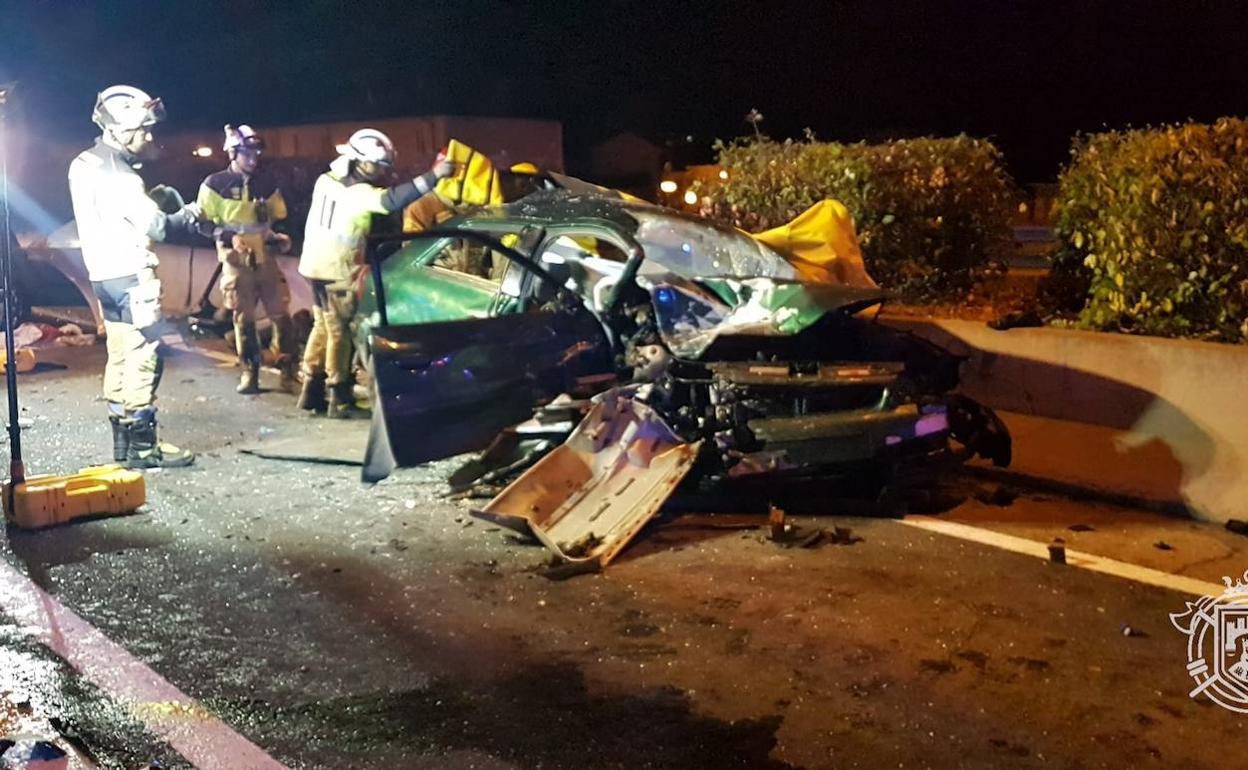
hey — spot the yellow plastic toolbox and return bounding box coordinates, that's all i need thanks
[3,465,146,529]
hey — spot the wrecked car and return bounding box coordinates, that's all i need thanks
[356,191,1010,564]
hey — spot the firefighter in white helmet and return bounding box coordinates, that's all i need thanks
[297,128,454,418]
[67,85,205,468]
[197,124,296,394]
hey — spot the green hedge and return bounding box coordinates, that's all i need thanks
[697,135,1016,299]
[1052,118,1248,342]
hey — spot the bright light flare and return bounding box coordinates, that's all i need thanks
[193,146,212,158]
[683,189,698,206]
[659,180,678,194]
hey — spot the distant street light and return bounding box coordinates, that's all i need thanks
[193,146,212,158]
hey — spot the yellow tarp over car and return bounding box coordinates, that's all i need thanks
[751,200,877,288]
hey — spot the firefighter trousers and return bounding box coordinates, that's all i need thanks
[220,256,293,365]
[300,279,357,387]
[92,272,163,412]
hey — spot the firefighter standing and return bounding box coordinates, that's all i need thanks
[297,129,453,418]
[197,125,296,394]
[67,85,202,468]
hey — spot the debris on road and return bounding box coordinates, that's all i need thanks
[472,390,701,568]
[1068,523,1095,532]
[768,505,787,541]
[1048,537,1067,564]
[974,484,1018,507]
[1153,541,1173,551]
[0,345,36,374]
[659,513,768,531]
[52,325,94,347]
[1120,625,1148,638]
[0,739,69,770]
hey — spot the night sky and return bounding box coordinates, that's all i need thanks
[2,0,1248,181]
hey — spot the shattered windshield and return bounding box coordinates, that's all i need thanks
[632,211,799,281]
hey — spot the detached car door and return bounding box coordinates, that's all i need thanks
[361,228,614,479]
[364,308,612,482]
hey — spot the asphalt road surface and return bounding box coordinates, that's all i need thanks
[1,342,1245,769]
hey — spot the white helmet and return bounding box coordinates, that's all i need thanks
[336,128,395,167]
[223,123,264,154]
[92,85,165,133]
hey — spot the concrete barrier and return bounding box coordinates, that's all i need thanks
[885,317,1247,523]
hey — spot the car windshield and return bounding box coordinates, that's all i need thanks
[632,211,799,281]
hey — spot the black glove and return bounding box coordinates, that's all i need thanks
[166,203,212,239]
[148,185,186,214]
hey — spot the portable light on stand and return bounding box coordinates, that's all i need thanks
[0,82,24,492]
[1,84,146,529]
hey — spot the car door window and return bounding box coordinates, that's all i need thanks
[536,233,630,311]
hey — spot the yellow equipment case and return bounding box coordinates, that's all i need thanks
[3,465,146,529]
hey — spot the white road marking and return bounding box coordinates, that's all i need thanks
[900,516,1226,597]
[0,559,291,770]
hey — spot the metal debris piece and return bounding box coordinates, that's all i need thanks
[660,514,768,531]
[974,484,1018,507]
[830,526,862,546]
[768,505,787,541]
[473,389,701,567]
[1048,537,1067,564]
[539,558,603,581]
[796,529,826,549]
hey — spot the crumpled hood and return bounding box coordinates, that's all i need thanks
[638,270,887,358]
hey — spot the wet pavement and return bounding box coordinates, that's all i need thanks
[1,341,1246,768]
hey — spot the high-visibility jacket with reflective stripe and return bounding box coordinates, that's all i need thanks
[298,171,389,284]
[68,140,166,282]
[196,167,288,263]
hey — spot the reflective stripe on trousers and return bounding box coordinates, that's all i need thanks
[300,280,356,386]
[103,319,162,411]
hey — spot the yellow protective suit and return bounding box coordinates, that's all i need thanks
[751,200,877,288]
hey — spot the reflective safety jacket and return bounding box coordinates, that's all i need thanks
[67,140,180,282]
[299,160,440,284]
[196,167,288,264]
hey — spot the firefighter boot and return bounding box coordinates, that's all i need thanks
[271,314,298,393]
[297,372,328,413]
[235,319,261,394]
[326,380,368,420]
[125,409,195,469]
[237,357,261,394]
[277,355,298,394]
[108,404,129,463]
